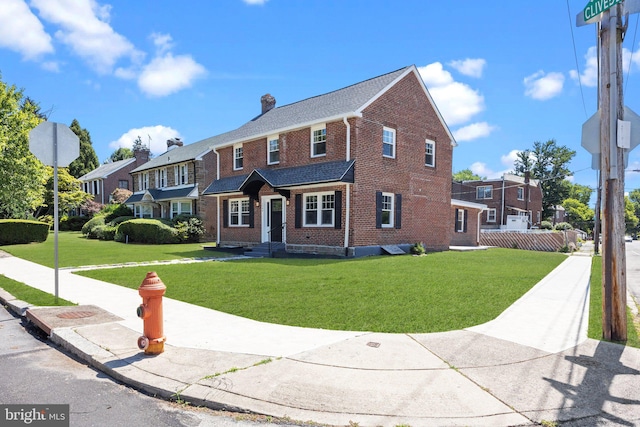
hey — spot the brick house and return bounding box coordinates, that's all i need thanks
[196,65,457,256]
[452,173,543,230]
[79,147,149,205]
[450,199,487,246]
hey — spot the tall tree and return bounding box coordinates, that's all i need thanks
[629,188,640,236]
[0,76,47,218]
[562,198,594,233]
[108,147,134,163]
[514,140,576,220]
[68,119,99,178]
[625,195,639,235]
[39,167,93,216]
[452,169,484,181]
[564,182,593,206]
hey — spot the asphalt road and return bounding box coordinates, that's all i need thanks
[627,241,640,308]
[0,306,302,427]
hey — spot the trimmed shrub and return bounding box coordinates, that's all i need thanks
[102,204,134,224]
[115,219,179,244]
[108,216,135,226]
[554,222,573,231]
[0,220,49,245]
[94,225,117,241]
[540,221,553,230]
[60,215,89,231]
[82,215,106,238]
[173,215,204,243]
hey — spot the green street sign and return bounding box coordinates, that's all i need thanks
[583,0,622,22]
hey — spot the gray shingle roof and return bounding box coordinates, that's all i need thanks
[124,184,198,203]
[79,158,136,181]
[203,160,355,195]
[131,66,412,173]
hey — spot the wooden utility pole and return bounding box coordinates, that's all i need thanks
[599,4,627,342]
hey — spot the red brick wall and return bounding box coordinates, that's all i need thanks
[450,206,481,246]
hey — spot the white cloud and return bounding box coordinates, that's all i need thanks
[0,0,53,59]
[138,53,206,97]
[243,0,268,4]
[109,125,182,157]
[500,149,521,169]
[150,32,174,55]
[31,0,141,74]
[417,62,485,126]
[570,46,598,88]
[524,70,564,100]
[448,58,486,78]
[41,61,60,72]
[470,162,503,180]
[452,122,496,142]
[469,150,522,180]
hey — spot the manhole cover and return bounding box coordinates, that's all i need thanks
[366,342,381,348]
[56,311,96,319]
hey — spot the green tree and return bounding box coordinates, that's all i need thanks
[453,169,484,181]
[563,182,593,206]
[67,119,99,178]
[630,189,640,236]
[561,198,594,233]
[514,139,576,220]
[40,167,92,216]
[108,147,134,163]
[0,77,47,218]
[625,195,639,235]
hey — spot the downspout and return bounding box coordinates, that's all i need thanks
[343,117,351,250]
[213,147,221,244]
[477,210,483,245]
[500,178,505,229]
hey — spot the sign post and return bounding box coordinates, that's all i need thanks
[29,122,79,302]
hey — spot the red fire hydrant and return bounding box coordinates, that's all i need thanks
[136,272,166,355]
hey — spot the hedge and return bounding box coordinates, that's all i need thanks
[115,219,180,244]
[0,220,49,245]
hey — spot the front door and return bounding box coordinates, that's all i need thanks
[269,198,283,242]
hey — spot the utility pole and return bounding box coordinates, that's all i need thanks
[599,4,627,342]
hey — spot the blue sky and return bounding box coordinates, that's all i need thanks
[2,0,640,200]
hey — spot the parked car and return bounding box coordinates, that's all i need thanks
[625,235,633,243]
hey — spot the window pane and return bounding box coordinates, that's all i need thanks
[381,211,390,225]
[306,211,317,225]
[321,209,333,225]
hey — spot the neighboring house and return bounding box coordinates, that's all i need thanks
[126,138,207,220]
[79,148,149,205]
[450,199,487,246]
[553,205,568,225]
[452,173,543,229]
[195,65,457,256]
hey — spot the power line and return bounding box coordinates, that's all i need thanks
[567,0,589,118]
[625,14,639,93]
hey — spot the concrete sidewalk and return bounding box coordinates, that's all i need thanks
[1,250,640,426]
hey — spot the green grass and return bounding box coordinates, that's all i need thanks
[76,249,566,333]
[589,257,640,348]
[1,231,234,268]
[0,275,74,306]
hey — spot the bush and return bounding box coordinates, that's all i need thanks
[540,221,553,230]
[82,215,106,238]
[0,220,49,245]
[554,222,573,231]
[115,219,179,244]
[94,225,117,241]
[101,203,133,223]
[60,215,89,231]
[172,215,204,243]
[107,216,135,226]
[37,215,54,227]
[410,242,426,255]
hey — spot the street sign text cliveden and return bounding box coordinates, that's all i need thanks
[584,0,622,21]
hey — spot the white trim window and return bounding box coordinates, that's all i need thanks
[135,204,152,218]
[267,135,279,165]
[174,164,188,185]
[425,139,435,167]
[517,187,524,200]
[234,144,244,170]
[229,198,250,226]
[487,208,497,222]
[476,185,492,199]
[311,124,326,157]
[380,192,394,228]
[139,172,149,191]
[382,127,396,158]
[455,208,466,232]
[304,192,335,227]
[171,201,193,218]
[156,168,167,188]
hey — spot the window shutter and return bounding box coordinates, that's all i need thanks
[222,199,228,228]
[334,191,342,229]
[454,209,459,232]
[375,191,382,229]
[295,194,302,228]
[249,197,255,229]
[395,194,402,229]
[463,209,468,233]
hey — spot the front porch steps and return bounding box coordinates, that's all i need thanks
[244,242,286,258]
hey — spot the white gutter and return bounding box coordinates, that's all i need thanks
[213,147,221,244]
[343,116,351,249]
[501,179,505,227]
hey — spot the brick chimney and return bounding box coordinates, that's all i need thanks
[167,137,183,150]
[261,94,276,114]
[133,145,150,165]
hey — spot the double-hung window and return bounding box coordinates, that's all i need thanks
[382,127,396,158]
[487,208,497,222]
[174,164,188,185]
[118,180,129,190]
[267,135,279,165]
[156,168,167,188]
[380,193,394,228]
[304,192,335,227]
[311,124,326,157]
[139,173,149,191]
[517,187,524,200]
[171,201,192,218]
[476,185,492,199]
[229,198,250,226]
[455,209,466,232]
[234,144,243,170]
[425,139,435,167]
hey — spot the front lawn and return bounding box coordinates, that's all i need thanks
[1,231,233,268]
[77,249,566,333]
[0,275,74,306]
